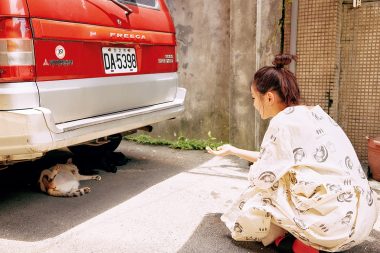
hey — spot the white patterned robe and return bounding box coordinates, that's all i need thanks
[221,105,378,252]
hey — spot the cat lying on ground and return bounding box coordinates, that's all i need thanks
[38,158,101,197]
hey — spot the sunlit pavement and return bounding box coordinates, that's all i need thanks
[0,141,379,253]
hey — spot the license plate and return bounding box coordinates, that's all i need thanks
[102,47,137,74]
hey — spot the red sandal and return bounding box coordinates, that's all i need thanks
[275,234,319,253]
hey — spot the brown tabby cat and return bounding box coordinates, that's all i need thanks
[38,158,101,197]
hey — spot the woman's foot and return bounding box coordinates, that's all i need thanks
[275,234,319,253]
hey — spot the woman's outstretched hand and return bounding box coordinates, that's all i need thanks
[206,144,259,163]
[206,144,236,156]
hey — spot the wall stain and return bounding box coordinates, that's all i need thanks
[176,24,194,55]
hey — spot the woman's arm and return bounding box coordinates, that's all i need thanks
[206,144,259,163]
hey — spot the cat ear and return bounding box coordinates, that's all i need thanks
[67,158,73,164]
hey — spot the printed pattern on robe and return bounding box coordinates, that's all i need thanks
[221,105,378,252]
[248,125,294,189]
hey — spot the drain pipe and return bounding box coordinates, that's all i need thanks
[289,0,299,73]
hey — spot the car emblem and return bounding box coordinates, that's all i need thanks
[117,19,122,26]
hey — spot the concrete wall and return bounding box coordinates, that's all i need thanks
[154,0,231,142]
[151,0,282,150]
[229,0,257,150]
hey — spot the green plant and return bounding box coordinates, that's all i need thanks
[125,132,224,150]
[124,134,172,146]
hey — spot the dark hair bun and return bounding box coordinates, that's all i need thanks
[272,54,297,68]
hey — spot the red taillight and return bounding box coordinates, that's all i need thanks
[0,18,35,83]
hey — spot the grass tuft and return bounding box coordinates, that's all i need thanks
[125,133,224,150]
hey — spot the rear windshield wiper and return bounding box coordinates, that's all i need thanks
[109,0,133,16]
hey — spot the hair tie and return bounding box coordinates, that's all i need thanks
[274,64,284,69]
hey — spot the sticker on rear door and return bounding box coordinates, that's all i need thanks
[102,47,137,74]
[55,45,66,59]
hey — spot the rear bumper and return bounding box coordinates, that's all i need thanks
[0,87,186,164]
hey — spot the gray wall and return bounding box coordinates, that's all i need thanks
[229,0,257,149]
[151,0,282,150]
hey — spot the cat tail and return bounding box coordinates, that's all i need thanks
[47,187,91,197]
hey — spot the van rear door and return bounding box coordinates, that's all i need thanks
[26,0,178,123]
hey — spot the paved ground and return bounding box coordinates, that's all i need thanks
[0,141,379,253]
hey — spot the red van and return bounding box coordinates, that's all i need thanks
[0,0,186,165]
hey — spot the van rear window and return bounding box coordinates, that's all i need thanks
[119,0,157,8]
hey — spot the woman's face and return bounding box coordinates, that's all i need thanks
[251,85,267,119]
[250,84,280,119]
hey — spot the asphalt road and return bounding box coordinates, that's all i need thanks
[0,141,379,253]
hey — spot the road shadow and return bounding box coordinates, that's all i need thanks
[0,141,213,242]
[178,213,380,253]
[178,213,278,253]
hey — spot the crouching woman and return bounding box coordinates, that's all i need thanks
[207,54,378,252]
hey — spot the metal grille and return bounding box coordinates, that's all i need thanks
[296,0,341,119]
[339,2,380,162]
[283,0,292,54]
